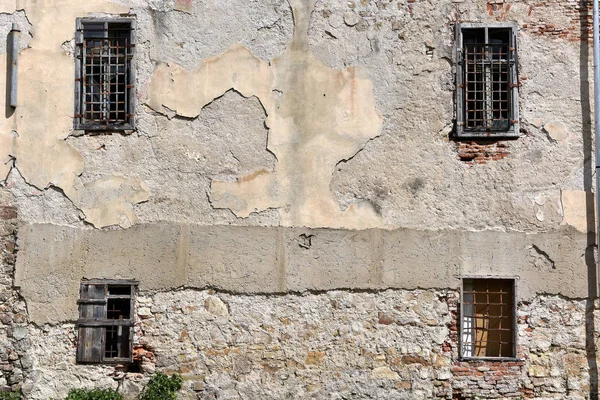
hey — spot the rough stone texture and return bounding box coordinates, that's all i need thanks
[3,286,596,399]
[0,189,29,393]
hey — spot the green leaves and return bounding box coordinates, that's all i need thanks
[62,372,183,400]
[65,389,124,400]
[0,392,21,400]
[139,372,183,400]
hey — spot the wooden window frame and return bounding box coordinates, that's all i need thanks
[455,23,519,138]
[76,279,138,364]
[459,276,518,361]
[74,18,136,132]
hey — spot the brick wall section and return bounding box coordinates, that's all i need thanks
[483,0,592,42]
[520,1,592,42]
[456,141,510,164]
[451,361,526,399]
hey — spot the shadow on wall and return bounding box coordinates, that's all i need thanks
[579,1,599,398]
[5,28,14,119]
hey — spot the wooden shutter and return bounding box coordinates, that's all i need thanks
[76,283,106,363]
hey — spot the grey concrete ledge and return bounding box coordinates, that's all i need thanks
[15,223,591,323]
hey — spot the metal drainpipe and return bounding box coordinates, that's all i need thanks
[594,0,600,250]
[7,23,19,108]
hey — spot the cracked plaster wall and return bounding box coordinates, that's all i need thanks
[0,0,592,233]
[0,0,149,229]
[0,0,596,317]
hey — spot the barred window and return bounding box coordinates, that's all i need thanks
[76,280,137,364]
[74,19,135,131]
[461,278,516,359]
[455,24,519,138]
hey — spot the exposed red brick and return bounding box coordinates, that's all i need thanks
[0,206,17,220]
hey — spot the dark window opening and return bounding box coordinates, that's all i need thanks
[76,279,137,364]
[455,24,518,138]
[75,19,135,131]
[107,298,131,320]
[105,325,131,360]
[108,285,131,296]
[461,278,515,358]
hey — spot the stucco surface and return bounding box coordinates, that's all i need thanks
[15,222,589,324]
[148,0,384,230]
[0,0,590,234]
[0,0,151,229]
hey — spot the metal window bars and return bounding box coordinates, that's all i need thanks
[105,286,132,360]
[75,20,134,130]
[464,43,513,131]
[454,24,519,138]
[461,279,515,358]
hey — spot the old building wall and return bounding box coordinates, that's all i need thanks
[0,0,592,232]
[6,282,599,399]
[0,0,598,398]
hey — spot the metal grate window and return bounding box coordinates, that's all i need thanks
[75,19,135,131]
[461,278,516,359]
[455,24,519,138]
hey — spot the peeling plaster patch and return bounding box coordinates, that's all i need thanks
[0,10,31,54]
[543,121,569,142]
[6,168,83,226]
[148,44,274,119]
[148,0,384,230]
[174,0,192,13]
[75,176,150,228]
[0,1,150,228]
[560,190,594,233]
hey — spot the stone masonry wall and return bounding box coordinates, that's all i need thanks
[10,286,597,399]
[0,189,30,393]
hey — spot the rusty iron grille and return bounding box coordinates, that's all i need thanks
[461,279,515,358]
[76,21,133,129]
[464,43,512,131]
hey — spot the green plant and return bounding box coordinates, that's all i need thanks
[65,388,124,400]
[0,392,20,400]
[139,372,183,400]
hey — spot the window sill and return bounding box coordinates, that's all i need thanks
[71,127,135,137]
[453,128,520,140]
[77,358,133,365]
[459,357,522,362]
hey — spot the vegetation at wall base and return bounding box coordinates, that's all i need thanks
[60,372,182,400]
[139,372,182,400]
[0,392,21,400]
[65,389,124,400]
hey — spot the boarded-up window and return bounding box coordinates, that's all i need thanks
[77,280,137,364]
[74,19,135,131]
[461,278,515,358]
